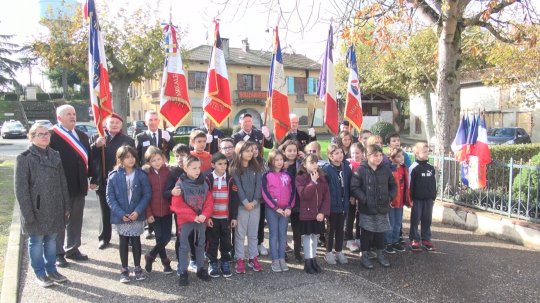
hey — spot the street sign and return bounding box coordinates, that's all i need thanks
[4,113,14,117]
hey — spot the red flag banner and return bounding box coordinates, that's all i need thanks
[86,0,112,137]
[160,24,191,127]
[344,45,363,132]
[203,21,232,126]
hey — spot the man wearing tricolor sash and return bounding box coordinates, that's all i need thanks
[50,105,97,267]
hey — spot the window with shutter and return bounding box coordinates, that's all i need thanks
[254,75,261,91]
[188,71,196,89]
[287,77,295,94]
[237,74,244,90]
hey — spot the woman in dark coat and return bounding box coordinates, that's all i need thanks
[15,122,71,287]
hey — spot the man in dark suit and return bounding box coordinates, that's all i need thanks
[232,113,274,148]
[90,113,135,250]
[134,110,174,239]
[50,105,97,267]
[135,110,175,166]
[280,113,317,151]
[196,113,225,154]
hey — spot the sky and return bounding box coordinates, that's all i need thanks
[0,0,338,90]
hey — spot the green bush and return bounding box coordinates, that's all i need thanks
[512,151,540,207]
[2,93,19,101]
[370,121,395,142]
[490,143,540,162]
[173,135,190,146]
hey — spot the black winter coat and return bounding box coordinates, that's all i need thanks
[350,161,397,215]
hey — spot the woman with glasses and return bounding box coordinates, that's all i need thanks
[15,122,71,287]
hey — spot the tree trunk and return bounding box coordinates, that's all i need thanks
[110,79,131,129]
[423,87,435,145]
[62,68,69,99]
[435,13,463,155]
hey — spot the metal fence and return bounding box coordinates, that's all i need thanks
[430,154,540,224]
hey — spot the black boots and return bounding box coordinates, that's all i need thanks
[361,251,374,269]
[311,258,322,273]
[377,249,390,267]
[304,259,316,274]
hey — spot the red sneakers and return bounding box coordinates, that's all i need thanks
[422,240,436,251]
[248,257,263,272]
[235,259,246,274]
[410,240,422,252]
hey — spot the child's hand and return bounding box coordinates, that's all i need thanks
[198,215,207,223]
[128,212,138,221]
[207,218,213,227]
[230,219,237,228]
[147,216,155,224]
[194,216,201,223]
[284,209,291,217]
[245,202,254,210]
[316,213,324,222]
[123,214,131,222]
[310,170,319,183]
[276,208,284,216]
[172,187,182,196]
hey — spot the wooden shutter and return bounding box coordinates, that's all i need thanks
[237,74,245,90]
[254,75,261,91]
[287,76,295,94]
[308,78,315,94]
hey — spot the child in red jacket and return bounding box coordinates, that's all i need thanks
[170,156,213,286]
[385,148,411,254]
[295,154,331,274]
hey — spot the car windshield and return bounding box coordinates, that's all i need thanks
[5,123,23,130]
[490,128,515,137]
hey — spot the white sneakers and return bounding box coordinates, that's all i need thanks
[325,251,348,264]
[258,244,269,256]
[346,240,360,252]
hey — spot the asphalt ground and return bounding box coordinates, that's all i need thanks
[16,191,540,303]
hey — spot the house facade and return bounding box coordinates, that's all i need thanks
[129,39,325,133]
[409,72,539,142]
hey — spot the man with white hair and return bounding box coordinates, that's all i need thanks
[50,104,97,267]
[279,113,317,151]
[90,113,135,250]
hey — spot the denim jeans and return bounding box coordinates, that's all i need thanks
[386,208,404,244]
[28,233,57,277]
[265,208,289,260]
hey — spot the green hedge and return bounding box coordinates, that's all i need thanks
[370,121,395,142]
[512,151,540,206]
[1,93,19,101]
[490,143,540,162]
[173,135,190,146]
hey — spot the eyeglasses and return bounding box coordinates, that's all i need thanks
[221,146,234,151]
[34,133,50,138]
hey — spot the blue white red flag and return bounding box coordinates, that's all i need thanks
[160,23,191,127]
[203,21,232,126]
[267,26,291,142]
[316,25,338,135]
[85,0,112,137]
[451,115,469,161]
[344,45,363,132]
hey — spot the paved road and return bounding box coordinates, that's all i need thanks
[0,138,28,159]
[17,191,540,302]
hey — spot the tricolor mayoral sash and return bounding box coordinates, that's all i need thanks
[52,125,89,171]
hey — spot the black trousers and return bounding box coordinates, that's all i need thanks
[206,218,232,263]
[148,214,172,260]
[326,212,345,253]
[290,212,302,253]
[344,202,359,241]
[257,204,266,245]
[360,228,385,251]
[97,190,111,243]
[119,235,141,268]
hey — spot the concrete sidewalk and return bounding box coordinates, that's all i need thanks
[14,191,540,302]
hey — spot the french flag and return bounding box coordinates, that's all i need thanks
[344,45,363,132]
[268,26,291,142]
[203,21,232,126]
[472,115,492,165]
[451,115,469,161]
[316,25,338,136]
[160,23,191,127]
[86,0,112,137]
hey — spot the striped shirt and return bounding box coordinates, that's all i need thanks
[211,172,229,219]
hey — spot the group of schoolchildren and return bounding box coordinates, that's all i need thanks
[104,128,437,287]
